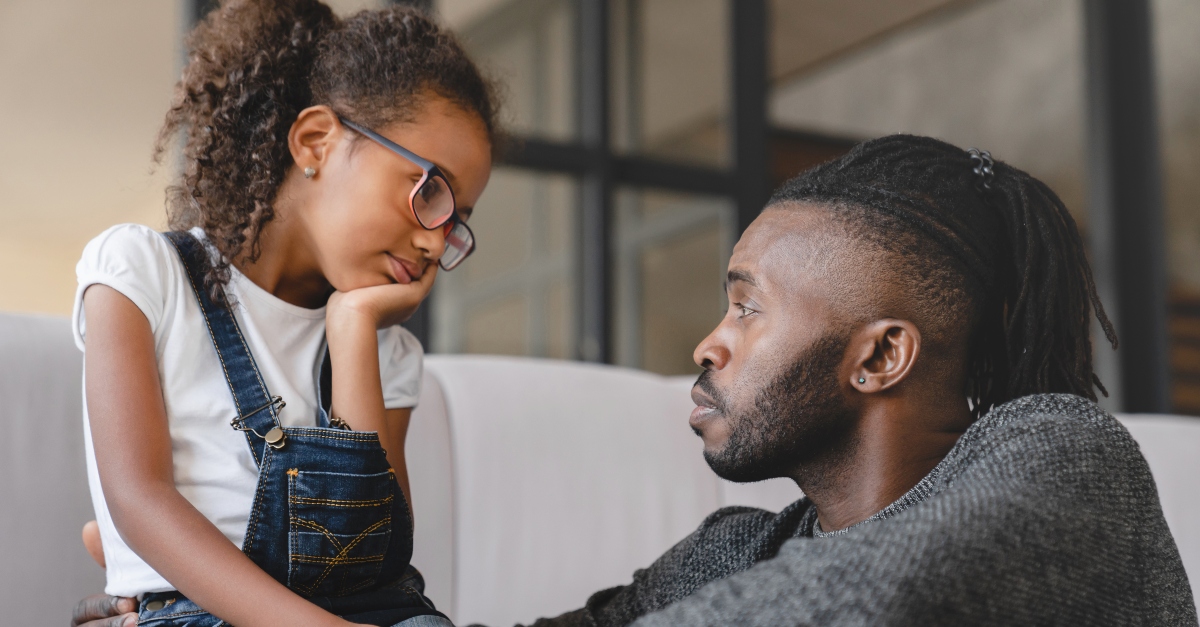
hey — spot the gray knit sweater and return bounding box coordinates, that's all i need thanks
[516,394,1197,626]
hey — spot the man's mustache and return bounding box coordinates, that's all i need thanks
[694,370,728,413]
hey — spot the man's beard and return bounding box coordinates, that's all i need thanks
[695,332,856,483]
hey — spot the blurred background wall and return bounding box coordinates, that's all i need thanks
[2,0,1197,414]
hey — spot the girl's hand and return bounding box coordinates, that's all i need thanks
[326,264,438,331]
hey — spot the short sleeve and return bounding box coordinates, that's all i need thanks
[378,325,424,409]
[73,224,176,351]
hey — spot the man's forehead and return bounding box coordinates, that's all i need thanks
[728,206,844,289]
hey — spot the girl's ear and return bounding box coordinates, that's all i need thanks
[288,105,341,174]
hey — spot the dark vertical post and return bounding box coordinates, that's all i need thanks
[731,0,769,234]
[190,0,219,26]
[403,303,432,352]
[577,0,612,362]
[1084,0,1171,413]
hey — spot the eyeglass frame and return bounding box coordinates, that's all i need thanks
[337,116,476,270]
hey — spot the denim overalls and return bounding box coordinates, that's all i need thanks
[137,232,450,627]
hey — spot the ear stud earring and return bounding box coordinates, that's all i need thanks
[303,167,317,179]
[858,378,866,384]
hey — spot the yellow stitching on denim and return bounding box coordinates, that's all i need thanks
[289,554,385,564]
[291,517,345,551]
[305,516,391,593]
[287,468,299,477]
[338,577,379,596]
[289,496,393,508]
[244,449,275,553]
[288,476,346,551]
[307,516,390,592]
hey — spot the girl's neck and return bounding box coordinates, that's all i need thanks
[234,196,332,310]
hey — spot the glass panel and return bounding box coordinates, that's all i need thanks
[1153,0,1200,415]
[443,0,577,141]
[431,168,579,358]
[767,0,1103,400]
[611,0,731,168]
[614,188,736,375]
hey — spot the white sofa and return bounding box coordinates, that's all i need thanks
[1,312,1197,625]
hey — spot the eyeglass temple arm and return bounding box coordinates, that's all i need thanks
[338,117,437,172]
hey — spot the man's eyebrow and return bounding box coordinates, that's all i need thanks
[725,269,758,290]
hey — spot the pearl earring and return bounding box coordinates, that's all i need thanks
[303,167,316,179]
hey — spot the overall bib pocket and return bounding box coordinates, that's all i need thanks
[287,468,396,597]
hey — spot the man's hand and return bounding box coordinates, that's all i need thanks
[75,522,136,626]
[71,594,136,627]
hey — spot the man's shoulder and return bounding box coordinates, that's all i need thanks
[984,393,1123,434]
[950,393,1140,475]
[932,393,1157,517]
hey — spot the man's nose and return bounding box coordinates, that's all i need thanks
[693,325,731,371]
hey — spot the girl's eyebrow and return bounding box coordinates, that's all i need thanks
[436,163,463,189]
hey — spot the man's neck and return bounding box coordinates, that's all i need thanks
[795,396,971,532]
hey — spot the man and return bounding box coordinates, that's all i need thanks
[74,135,1197,626]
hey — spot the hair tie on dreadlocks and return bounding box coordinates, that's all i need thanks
[767,134,1118,419]
[967,148,995,191]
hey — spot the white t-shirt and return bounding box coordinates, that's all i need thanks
[73,224,424,597]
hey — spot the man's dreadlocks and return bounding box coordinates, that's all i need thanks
[769,134,1117,418]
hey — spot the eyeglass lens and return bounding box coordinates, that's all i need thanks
[440,220,474,270]
[413,175,455,228]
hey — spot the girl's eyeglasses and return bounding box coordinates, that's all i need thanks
[338,116,476,271]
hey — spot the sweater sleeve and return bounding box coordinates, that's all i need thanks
[505,502,810,627]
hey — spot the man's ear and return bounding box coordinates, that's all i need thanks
[847,319,921,393]
[288,105,341,175]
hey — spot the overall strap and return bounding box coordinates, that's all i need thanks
[163,231,284,465]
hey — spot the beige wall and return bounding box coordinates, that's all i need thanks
[0,1,181,315]
[0,0,384,317]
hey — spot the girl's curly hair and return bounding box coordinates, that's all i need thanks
[155,0,499,299]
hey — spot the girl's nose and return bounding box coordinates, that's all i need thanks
[411,222,447,262]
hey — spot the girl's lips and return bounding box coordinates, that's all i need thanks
[386,253,417,285]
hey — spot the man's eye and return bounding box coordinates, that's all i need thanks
[734,303,756,318]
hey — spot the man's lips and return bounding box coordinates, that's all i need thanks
[386,253,422,285]
[690,386,721,430]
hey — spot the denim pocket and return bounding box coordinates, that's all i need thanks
[137,594,224,627]
[287,468,395,597]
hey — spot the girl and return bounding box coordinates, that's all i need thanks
[75,2,496,625]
